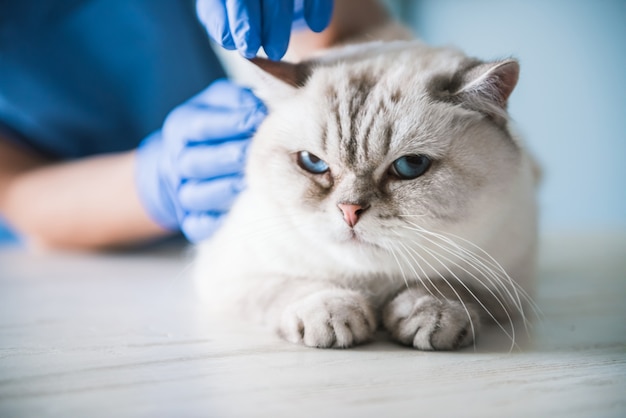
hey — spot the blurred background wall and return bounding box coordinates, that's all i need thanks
[383,0,626,233]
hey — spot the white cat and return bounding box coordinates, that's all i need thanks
[194,40,539,350]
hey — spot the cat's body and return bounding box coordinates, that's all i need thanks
[194,40,539,350]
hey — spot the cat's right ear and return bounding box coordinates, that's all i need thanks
[247,57,312,104]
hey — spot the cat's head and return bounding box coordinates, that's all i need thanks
[245,41,524,256]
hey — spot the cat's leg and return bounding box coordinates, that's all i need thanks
[382,286,480,350]
[248,278,377,349]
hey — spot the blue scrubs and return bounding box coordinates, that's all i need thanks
[0,0,226,242]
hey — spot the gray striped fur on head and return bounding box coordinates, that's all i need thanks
[248,40,522,226]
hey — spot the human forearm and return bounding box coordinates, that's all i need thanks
[0,77,266,249]
[1,149,169,250]
[288,0,401,58]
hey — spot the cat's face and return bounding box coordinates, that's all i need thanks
[246,42,522,255]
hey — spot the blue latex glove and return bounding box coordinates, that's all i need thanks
[196,0,334,60]
[135,79,267,243]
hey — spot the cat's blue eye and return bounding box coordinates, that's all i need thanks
[390,154,432,180]
[297,151,329,174]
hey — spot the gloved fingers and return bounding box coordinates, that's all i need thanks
[261,0,294,60]
[178,140,249,179]
[197,0,332,56]
[196,0,236,50]
[225,0,262,58]
[181,213,224,243]
[191,79,266,111]
[178,175,245,212]
[164,104,265,145]
[303,0,333,32]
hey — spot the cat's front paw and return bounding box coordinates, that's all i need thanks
[383,289,480,350]
[278,289,376,348]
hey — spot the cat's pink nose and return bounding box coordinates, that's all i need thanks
[338,203,369,228]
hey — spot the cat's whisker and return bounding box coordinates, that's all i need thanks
[402,221,541,330]
[403,232,518,352]
[430,228,543,326]
[402,222,513,307]
[398,213,429,218]
[400,223,523,331]
[419,238,522,343]
[429,229,535,315]
[440,238,541,330]
[380,240,412,292]
[396,237,479,351]
[433,234,533,320]
[392,239,442,301]
[403,222,517,304]
[391,237,446,302]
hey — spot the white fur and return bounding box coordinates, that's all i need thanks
[193,40,539,350]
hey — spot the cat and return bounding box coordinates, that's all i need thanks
[194,39,539,351]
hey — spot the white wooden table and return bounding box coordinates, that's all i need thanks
[0,233,624,418]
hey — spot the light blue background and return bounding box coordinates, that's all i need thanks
[386,0,626,232]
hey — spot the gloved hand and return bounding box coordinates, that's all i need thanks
[196,0,334,60]
[135,79,267,243]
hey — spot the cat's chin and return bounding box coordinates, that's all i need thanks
[336,229,383,250]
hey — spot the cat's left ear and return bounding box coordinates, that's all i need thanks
[247,57,312,105]
[452,59,520,126]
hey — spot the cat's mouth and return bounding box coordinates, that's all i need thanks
[340,229,381,250]
[347,230,360,241]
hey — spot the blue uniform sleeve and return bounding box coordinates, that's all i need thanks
[0,0,225,159]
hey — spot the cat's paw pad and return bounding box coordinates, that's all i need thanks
[382,290,480,350]
[278,289,376,348]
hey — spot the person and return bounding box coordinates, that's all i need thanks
[0,0,391,249]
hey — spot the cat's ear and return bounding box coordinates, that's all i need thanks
[452,59,520,126]
[247,57,312,104]
[248,57,311,88]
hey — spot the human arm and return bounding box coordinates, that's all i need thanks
[0,138,167,250]
[0,79,265,250]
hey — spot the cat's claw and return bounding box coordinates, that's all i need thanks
[383,289,480,350]
[278,289,376,348]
